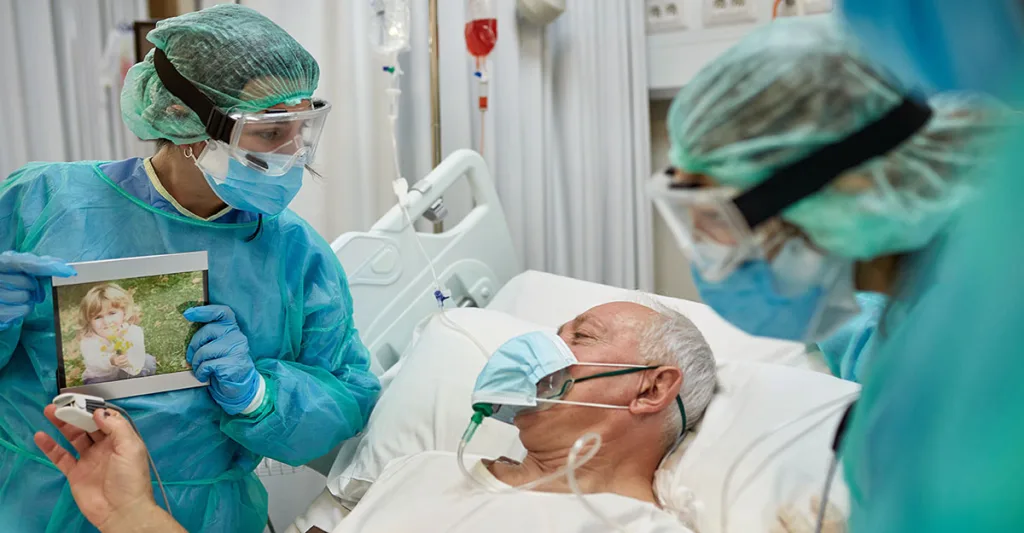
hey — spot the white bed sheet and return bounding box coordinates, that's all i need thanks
[487,270,830,373]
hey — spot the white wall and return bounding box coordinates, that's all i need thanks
[649,98,700,302]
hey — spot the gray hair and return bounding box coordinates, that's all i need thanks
[636,300,717,449]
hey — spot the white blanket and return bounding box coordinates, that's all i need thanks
[332,451,693,533]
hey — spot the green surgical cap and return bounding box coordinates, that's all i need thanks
[668,17,1009,259]
[121,4,319,145]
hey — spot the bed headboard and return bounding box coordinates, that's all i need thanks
[332,150,522,374]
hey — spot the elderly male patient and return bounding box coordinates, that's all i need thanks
[33,302,716,533]
[334,301,717,532]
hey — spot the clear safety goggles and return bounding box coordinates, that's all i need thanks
[649,173,853,293]
[649,97,935,282]
[153,47,331,176]
[225,100,331,176]
[531,363,687,435]
[649,174,777,283]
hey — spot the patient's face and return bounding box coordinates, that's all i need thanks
[515,302,657,442]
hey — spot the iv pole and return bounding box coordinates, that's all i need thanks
[428,0,444,233]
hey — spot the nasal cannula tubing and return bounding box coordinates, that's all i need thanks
[566,434,631,533]
[719,392,859,533]
[457,408,642,531]
[457,415,611,496]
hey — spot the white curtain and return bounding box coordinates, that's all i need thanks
[437,0,655,290]
[241,0,434,239]
[248,0,654,290]
[0,0,149,176]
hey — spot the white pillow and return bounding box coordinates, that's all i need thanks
[489,270,829,373]
[655,361,860,533]
[326,308,537,502]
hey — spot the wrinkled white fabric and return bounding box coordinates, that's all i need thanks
[333,451,693,533]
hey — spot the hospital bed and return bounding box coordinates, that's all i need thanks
[330,149,829,378]
[290,150,854,533]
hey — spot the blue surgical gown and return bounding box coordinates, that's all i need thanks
[0,159,381,532]
[816,291,889,383]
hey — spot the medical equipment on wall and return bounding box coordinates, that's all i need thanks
[466,0,498,154]
[51,393,173,520]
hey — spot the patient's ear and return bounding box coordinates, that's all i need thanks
[631,367,682,415]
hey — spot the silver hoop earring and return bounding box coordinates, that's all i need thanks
[183,146,194,158]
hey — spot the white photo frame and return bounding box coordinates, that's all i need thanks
[52,252,210,400]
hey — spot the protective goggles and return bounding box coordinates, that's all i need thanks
[649,98,933,283]
[153,48,330,176]
[532,363,687,436]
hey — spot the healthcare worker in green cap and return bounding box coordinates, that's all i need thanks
[831,1,1024,532]
[649,15,1006,368]
[651,13,1018,533]
[0,5,380,532]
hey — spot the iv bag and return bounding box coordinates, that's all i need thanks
[369,0,411,55]
[465,0,498,59]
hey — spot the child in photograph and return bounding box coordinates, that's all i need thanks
[77,283,157,384]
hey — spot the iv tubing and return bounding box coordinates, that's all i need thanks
[456,418,603,494]
[456,414,632,530]
[814,456,841,533]
[566,434,631,533]
[384,57,444,295]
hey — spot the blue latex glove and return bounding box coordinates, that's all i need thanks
[0,251,76,330]
[184,305,263,416]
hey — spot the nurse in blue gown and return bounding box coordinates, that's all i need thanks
[0,5,380,532]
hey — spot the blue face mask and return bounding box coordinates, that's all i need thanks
[472,331,688,430]
[193,142,305,216]
[471,331,577,424]
[691,258,860,343]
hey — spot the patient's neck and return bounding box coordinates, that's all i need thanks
[487,431,663,504]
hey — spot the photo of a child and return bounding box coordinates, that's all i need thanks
[76,283,157,385]
[53,252,209,399]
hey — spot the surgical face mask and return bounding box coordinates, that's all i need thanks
[191,141,305,216]
[471,331,686,429]
[691,240,861,342]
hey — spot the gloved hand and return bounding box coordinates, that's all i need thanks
[771,496,847,533]
[184,305,264,416]
[0,251,76,331]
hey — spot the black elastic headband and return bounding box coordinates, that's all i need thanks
[153,48,236,143]
[732,98,934,228]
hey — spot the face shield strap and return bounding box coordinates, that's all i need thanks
[153,48,236,143]
[733,97,934,229]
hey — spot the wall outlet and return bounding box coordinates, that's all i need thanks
[646,0,687,33]
[703,0,757,27]
[776,0,834,16]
